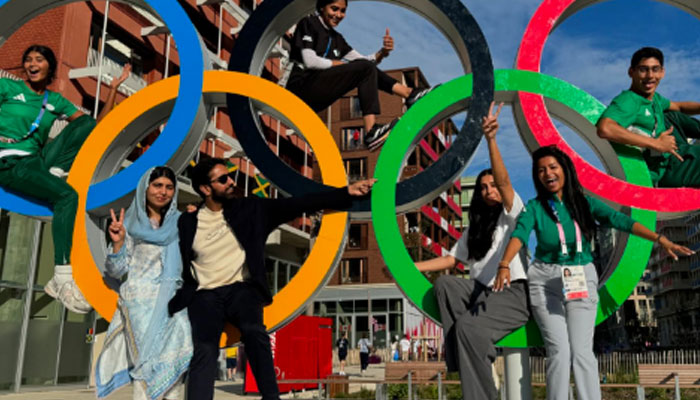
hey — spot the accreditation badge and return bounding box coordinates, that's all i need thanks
[561,265,588,300]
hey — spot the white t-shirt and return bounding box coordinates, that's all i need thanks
[358,338,371,353]
[399,338,410,352]
[450,192,527,287]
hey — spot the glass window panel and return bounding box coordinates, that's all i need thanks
[0,212,37,284]
[276,262,288,294]
[0,287,26,391]
[22,291,61,386]
[34,222,55,287]
[338,301,353,314]
[354,300,368,313]
[390,299,403,312]
[324,301,336,314]
[57,310,94,384]
[372,299,387,312]
[265,258,276,293]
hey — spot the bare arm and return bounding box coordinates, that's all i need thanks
[669,101,700,114]
[597,117,682,161]
[97,64,131,122]
[630,222,694,261]
[415,255,456,272]
[483,102,514,211]
[493,238,524,291]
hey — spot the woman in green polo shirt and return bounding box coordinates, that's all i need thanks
[0,45,127,314]
[497,145,692,400]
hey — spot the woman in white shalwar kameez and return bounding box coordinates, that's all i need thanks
[95,166,192,400]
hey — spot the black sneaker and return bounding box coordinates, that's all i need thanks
[405,85,440,109]
[364,120,398,150]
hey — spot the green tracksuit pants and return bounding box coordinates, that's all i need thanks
[0,115,96,264]
[659,111,700,188]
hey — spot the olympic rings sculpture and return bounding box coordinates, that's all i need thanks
[1,0,694,348]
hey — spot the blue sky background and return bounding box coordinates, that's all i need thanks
[335,0,700,202]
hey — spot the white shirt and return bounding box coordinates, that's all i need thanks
[399,338,410,352]
[450,192,527,287]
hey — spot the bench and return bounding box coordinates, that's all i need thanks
[638,364,700,387]
[384,361,447,382]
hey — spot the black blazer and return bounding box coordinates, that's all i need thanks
[168,187,354,315]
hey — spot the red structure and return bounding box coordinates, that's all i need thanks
[244,315,332,393]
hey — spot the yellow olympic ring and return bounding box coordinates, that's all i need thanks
[69,70,348,346]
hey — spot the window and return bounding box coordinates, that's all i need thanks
[340,258,367,284]
[348,224,367,249]
[341,127,364,150]
[344,158,367,182]
[349,97,363,119]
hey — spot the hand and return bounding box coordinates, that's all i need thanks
[186,203,198,213]
[492,266,510,292]
[659,236,694,261]
[482,101,503,140]
[381,28,393,56]
[332,60,345,67]
[654,126,683,162]
[112,63,131,88]
[108,208,126,246]
[348,178,376,196]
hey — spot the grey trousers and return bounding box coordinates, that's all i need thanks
[528,262,600,400]
[434,275,530,400]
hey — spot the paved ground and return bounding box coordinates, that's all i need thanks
[0,363,385,399]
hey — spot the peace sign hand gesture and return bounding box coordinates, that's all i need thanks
[482,101,503,140]
[108,208,126,252]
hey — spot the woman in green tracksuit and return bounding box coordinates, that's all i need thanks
[497,145,693,400]
[0,45,127,314]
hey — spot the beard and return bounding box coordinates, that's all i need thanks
[211,187,234,204]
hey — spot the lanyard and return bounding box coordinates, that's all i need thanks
[323,37,332,58]
[548,199,582,256]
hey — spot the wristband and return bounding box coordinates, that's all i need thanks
[654,234,665,244]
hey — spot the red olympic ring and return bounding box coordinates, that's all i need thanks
[515,0,699,213]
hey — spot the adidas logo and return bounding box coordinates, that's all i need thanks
[12,93,26,102]
[645,109,651,117]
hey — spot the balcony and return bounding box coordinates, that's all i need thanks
[69,48,146,95]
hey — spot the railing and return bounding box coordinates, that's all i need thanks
[86,48,147,94]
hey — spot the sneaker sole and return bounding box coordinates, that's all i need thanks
[368,132,390,151]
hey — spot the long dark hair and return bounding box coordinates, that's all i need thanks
[531,146,596,242]
[22,45,57,85]
[466,169,503,261]
[148,166,177,226]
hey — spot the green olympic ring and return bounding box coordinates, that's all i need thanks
[371,69,656,347]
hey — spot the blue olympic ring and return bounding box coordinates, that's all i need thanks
[0,0,203,215]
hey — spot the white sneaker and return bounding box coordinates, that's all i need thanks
[57,280,92,314]
[49,167,68,178]
[44,276,60,299]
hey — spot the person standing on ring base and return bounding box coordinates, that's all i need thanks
[415,102,530,400]
[0,45,128,314]
[286,0,436,151]
[95,166,192,400]
[597,46,700,187]
[498,145,693,400]
[167,157,376,400]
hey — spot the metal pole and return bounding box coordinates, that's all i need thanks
[93,0,110,118]
[13,220,42,392]
[437,371,442,400]
[164,34,171,78]
[407,371,412,400]
[636,385,644,400]
[504,347,532,400]
[675,373,680,400]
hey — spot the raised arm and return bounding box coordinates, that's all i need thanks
[97,64,131,122]
[669,101,700,115]
[483,101,515,211]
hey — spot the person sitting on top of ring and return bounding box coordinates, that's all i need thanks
[597,47,700,188]
[0,44,130,314]
[286,0,436,151]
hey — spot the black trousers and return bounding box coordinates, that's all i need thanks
[186,282,279,400]
[359,351,369,371]
[287,59,398,116]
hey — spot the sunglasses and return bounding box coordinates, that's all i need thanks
[210,172,234,185]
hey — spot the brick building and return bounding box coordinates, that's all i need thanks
[311,67,465,350]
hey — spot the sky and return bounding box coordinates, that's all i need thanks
[335,0,700,202]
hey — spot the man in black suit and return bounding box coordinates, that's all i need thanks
[168,157,374,400]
